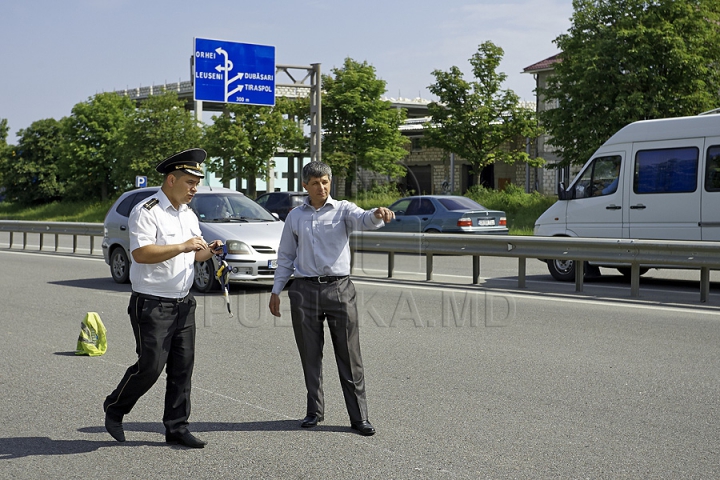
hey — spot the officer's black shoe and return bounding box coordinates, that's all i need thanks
[165,431,207,448]
[105,412,125,442]
[351,420,376,436]
[301,414,324,428]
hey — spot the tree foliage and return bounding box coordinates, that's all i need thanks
[540,0,720,166]
[0,118,8,145]
[119,90,202,189]
[59,92,135,201]
[425,41,544,179]
[203,97,305,197]
[321,58,408,191]
[2,118,65,204]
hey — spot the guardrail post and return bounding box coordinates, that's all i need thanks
[472,255,480,284]
[388,252,395,278]
[630,263,640,297]
[72,235,78,253]
[700,267,710,303]
[23,232,27,250]
[54,233,59,252]
[39,233,44,251]
[9,232,14,248]
[90,236,95,255]
[426,253,433,281]
[518,257,526,288]
[575,260,584,292]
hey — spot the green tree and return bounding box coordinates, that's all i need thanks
[60,92,135,201]
[0,118,9,190]
[425,41,544,184]
[203,97,305,197]
[119,90,202,189]
[321,58,408,194]
[0,118,8,145]
[2,118,65,205]
[540,0,720,166]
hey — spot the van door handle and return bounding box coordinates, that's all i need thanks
[630,204,646,210]
[606,205,621,210]
[120,225,127,231]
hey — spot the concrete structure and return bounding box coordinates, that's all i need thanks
[115,80,538,197]
[522,54,564,195]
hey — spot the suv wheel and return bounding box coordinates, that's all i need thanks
[193,259,219,293]
[110,247,131,284]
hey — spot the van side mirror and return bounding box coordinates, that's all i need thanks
[557,181,568,200]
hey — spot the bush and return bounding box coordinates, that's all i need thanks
[0,199,115,222]
[345,183,402,211]
[465,184,556,234]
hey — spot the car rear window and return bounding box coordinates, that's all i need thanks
[438,197,486,211]
[116,190,156,217]
[290,195,307,207]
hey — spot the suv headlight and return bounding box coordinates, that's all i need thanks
[226,240,253,255]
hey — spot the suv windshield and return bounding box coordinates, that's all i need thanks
[191,193,277,222]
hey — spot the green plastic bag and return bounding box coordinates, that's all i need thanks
[75,312,107,356]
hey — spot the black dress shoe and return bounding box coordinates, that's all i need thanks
[351,420,376,436]
[300,414,324,428]
[165,431,207,448]
[105,412,125,442]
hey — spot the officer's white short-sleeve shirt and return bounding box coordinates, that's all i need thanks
[128,189,203,298]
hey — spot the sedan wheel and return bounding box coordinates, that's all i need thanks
[110,247,130,284]
[193,259,219,293]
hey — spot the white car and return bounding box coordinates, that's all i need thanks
[102,186,284,292]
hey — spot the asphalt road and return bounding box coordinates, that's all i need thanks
[1,245,720,479]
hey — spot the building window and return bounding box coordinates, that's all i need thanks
[411,137,422,152]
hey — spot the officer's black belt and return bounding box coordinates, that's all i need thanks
[132,292,190,304]
[300,275,348,284]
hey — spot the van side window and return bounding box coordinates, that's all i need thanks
[705,145,720,192]
[573,155,621,199]
[633,147,698,194]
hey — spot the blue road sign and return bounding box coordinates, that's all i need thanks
[135,176,147,188]
[193,38,275,106]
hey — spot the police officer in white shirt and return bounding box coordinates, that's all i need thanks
[104,148,223,448]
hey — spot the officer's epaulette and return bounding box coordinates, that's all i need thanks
[143,198,159,210]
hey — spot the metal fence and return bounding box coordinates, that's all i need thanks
[2,220,719,302]
[0,220,104,255]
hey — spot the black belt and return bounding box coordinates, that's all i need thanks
[132,292,190,304]
[300,275,348,284]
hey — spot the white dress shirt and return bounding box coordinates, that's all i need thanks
[129,189,203,298]
[271,196,384,295]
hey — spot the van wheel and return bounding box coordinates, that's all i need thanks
[193,259,219,293]
[110,247,130,284]
[547,260,601,281]
[547,259,576,281]
[617,267,649,278]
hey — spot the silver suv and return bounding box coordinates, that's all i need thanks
[102,186,284,292]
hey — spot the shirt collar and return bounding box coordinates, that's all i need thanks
[301,195,338,211]
[157,188,188,212]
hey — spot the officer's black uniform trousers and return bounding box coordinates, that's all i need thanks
[104,292,197,436]
[288,276,368,423]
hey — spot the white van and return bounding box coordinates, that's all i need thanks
[534,113,720,281]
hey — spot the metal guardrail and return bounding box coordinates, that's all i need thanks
[350,231,720,303]
[0,220,104,255]
[1,220,718,303]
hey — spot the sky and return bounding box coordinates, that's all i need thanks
[0,0,574,141]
